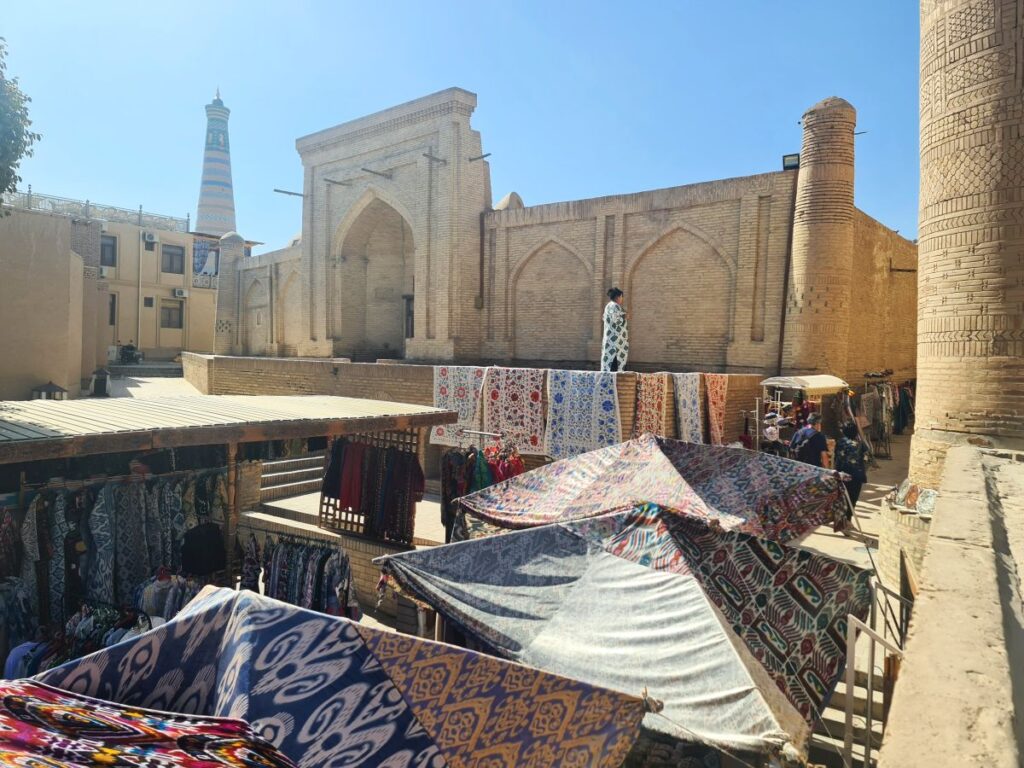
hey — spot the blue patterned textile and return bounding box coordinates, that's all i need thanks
[36,588,645,768]
[545,370,621,460]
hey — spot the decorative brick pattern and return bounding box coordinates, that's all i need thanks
[911,0,1024,482]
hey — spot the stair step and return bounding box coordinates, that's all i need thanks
[829,684,885,720]
[816,710,883,750]
[261,467,323,488]
[808,731,873,768]
[260,479,322,502]
[260,500,321,525]
[261,453,326,472]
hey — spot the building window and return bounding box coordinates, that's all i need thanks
[144,296,154,308]
[100,235,117,267]
[160,300,183,329]
[162,244,185,274]
[108,293,117,326]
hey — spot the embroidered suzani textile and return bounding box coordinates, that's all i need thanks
[380,503,872,757]
[705,373,729,445]
[430,365,485,446]
[600,301,629,372]
[456,434,848,543]
[0,679,295,767]
[36,587,645,768]
[633,373,669,437]
[545,370,621,459]
[481,367,547,454]
[671,373,704,444]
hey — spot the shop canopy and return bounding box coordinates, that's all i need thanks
[759,375,849,396]
[380,504,873,760]
[0,394,456,465]
[456,434,848,544]
[36,587,647,768]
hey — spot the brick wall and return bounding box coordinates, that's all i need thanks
[877,500,932,587]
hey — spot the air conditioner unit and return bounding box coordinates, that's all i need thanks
[143,232,158,244]
[99,222,109,233]
[99,266,113,278]
[173,288,189,298]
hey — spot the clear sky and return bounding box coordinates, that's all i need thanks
[3,1,919,253]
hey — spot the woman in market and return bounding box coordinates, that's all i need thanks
[835,421,869,513]
[601,287,629,372]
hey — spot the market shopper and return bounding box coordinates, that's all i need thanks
[601,287,629,372]
[835,422,869,510]
[790,413,830,468]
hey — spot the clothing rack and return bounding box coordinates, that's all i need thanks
[237,524,343,550]
[20,466,226,494]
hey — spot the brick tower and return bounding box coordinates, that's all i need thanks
[195,90,237,237]
[911,0,1024,485]
[781,97,857,378]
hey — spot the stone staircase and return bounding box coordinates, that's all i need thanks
[260,452,326,503]
[808,655,892,768]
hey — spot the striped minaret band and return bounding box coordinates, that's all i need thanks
[195,91,237,237]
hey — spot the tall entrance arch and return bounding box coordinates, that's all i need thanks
[331,198,415,359]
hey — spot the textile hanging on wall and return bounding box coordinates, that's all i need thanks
[430,365,485,446]
[671,373,704,444]
[633,372,670,437]
[545,370,621,460]
[705,373,729,445]
[481,367,546,455]
[37,587,646,768]
[0,680,295,767]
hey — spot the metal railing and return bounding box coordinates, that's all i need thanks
[844,614,903,768]
[2,188,189,233]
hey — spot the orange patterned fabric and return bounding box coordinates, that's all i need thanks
[705,374,729,445]
[632,373,669,438]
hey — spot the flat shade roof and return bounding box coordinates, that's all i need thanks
[0,395,456,465]
[759,375,849,396]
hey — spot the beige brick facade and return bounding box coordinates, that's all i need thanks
[911,0,1024,482]
[220,89,917,381]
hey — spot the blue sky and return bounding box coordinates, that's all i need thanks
[3,1,919,253]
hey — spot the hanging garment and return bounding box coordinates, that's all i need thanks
[240,533,261,592]
[705,373,729,446]
[113,484,149,604]
[545,370,621,460]
[439,450,471,542]
[430,365,486,446]
[481,367,547,455]
[83,484,116,606]
[19,497,42,621]
[600,300,629,372]
[46,492,73,627]
[671,373,704,444]
[0,508,21,579]
[633,372,669,437]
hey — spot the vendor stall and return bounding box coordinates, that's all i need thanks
[0,394,455,668]
[758,374,849,456]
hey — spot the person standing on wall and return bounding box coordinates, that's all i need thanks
[601,287,629,372]
[789,412,830,468]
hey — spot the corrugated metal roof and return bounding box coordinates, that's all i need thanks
[0,395,455,465]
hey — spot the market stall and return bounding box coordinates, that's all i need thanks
[757,374,849,456]
[0,394,455,669]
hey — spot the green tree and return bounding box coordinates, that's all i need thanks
[0,38,40,210]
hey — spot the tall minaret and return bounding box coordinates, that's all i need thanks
[195,89,237,237]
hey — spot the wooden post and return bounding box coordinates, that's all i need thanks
[226,443,238,585]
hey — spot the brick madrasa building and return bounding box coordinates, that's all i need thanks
[214,88,917,381]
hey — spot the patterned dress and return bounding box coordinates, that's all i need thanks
[601,300,628,372]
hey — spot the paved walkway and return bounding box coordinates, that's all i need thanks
[108,375,200,398]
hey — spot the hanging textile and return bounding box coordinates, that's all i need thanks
[633,372,669,437]
[481,367,546,455]
[601,300,629,372]
[545,370,621,460]
[82,484,116,606]
[0,680,296,767]
[705,373,729,445]
[19,497,42,621]
[0,507,21,579]
[671,372,704,444]
[430,365,485,446]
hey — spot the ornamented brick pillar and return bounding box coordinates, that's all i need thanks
[781,97,857,377]
[911,0,1024,485]
[214,232,245,356]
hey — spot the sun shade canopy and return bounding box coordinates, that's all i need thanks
[759,375,849,396]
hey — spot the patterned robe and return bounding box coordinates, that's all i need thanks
[601,300,628,371]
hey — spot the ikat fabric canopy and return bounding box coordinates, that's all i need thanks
[34,587,646,768]
[380,504,873,759]
[456,434,848,544]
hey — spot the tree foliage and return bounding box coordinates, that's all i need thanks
[0,37,41,206]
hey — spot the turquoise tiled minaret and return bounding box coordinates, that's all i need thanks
[195,89,237,237]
